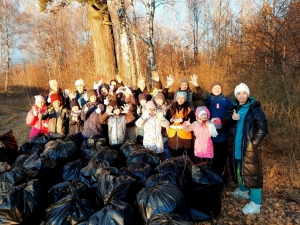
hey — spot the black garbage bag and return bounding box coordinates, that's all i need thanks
[42,140,78,166]
[12,154,30,166]
[119,161,152,187]
[80,138,106,161]
[87,199,135,225]
[145,173,180,188]
[30,133,51,144]
[136,181,191,224]
[119,140,144,159]
[0,130,19,165]
[189,207,211,223]
[20,142,44,155]
[0,179,44,224]
[45,192,99,225]
[184,164,223,219]
[80,158,109,189]
[97,146,122,168]
[0,165,29,192]
[147,212,192,225]
[97,167,138,205]
[62,159,87,182]
[126,149,160,169]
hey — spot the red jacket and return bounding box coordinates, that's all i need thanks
[26,104,49,139]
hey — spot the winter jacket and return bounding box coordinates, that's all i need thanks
[81,101,104,138]
[75,90,87,109]
[135,115,170,153]
[163,86,204,111]
[224,97,268,188]
[45,89,70,109]
[99,111,135,146]
[41,106,68,138]
[26,104,49,140]
[68,110,83,136]
[202,93,231,143]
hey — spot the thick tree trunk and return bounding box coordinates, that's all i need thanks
[87,1,118,80]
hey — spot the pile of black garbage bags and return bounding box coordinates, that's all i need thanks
[0,130,224,225]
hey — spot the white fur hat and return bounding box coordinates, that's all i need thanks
[75,79,85,87]
[34,95,45,104]
[234,83,250,97]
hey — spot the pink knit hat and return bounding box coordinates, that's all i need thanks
[195,106,210,120]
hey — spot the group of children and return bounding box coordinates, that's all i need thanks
[26,76,268,215]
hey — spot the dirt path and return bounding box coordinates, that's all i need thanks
[0,107,28,135]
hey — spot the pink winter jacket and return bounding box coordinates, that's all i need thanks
[183,106,218,158]
[26,105,49,140]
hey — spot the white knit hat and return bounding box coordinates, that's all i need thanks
[145,101,156,110]
[49,79,58,88]
[75,79,85,87]
[34,95,45,104]
[234,83,250,97]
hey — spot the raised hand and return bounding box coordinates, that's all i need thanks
[106,105,114,115]
[141,110,150,120]
[116,74,122,83]
[121,104,130,114]
[232,109,240,120]
[165,75,174,88]
[151,71,159,82]
[184,118,191,126]
[93,81,99,90]
[156,111,165,120]
[189,74,199,86]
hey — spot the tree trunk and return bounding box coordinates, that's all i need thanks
[87,1,118,80]
[4,30,9,92]
[146,0,157,90]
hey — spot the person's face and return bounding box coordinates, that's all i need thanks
[36,101,44,108]
[140,99,147,106]
[149,108,157,117]
[114,108,121,115]
[176,96,186,105]
[76,85,84,93]
[155,99,163,107]
[199,113,208,121]
[180,83,188,91]
[52,100,60,108]
[51,85,59,92]
[212,85,222,96]
[138,80,146,91]
[110,81,117,91]
[101,88,108,96]
[236,91,248,105]
[89,95,97,103]
[72,106,79,112]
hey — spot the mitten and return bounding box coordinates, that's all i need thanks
[202,92,210,101]
[165,75,174,88]
[93,81,99,90]
[189,74,199,86]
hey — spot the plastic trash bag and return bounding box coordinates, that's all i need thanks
[80,138,106,161]
[12,154,30,166]
[119,140,144,159]
[147,212,192,225]
[62,159,87,182]
[0,130,19,165]
[20,142,44,155]
[30,133,51,144]
[97,167,138,205]
[80,158,109,189]
[96,146,122,168]
[136,181,191,224]
[87,199,135,225]
[184,164,223,219]
[126,149,160,169]
[0,165,29,192]
[145,173,180,189]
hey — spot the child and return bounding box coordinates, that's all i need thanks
[135,101,169,159]
[81,89,104,139]
[99,96,135,148]
[202,81,231,183]
[136,93,148,144]
[40,93,68,139]
[74,79,87,109]
[183,106,218,163]
[68,99,83,138]
[26,95,49,140]
[165,92,196,160]
[225,83,268,214]
[46,79,70,109]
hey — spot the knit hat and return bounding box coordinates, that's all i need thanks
[75,79,85,87]
[138,93,147,102]
[70,99,79,109]
[180,78,189,85]
[210,81,222,91]
[87,89,96,100]
[49,79,58,88]
[34,95,45,104]
[50,94,60,104]
[154,92,165,101]
[176,91,187,100]
[234,83,250,97]
[145,101,156,110]
[195,106,210,120]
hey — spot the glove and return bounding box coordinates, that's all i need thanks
[106,105,114,115]
[47,97,51,103]
[98,79,103,86]
[141,111,150,120]
[38,113,43,119]
[96,107,101,114]
[165,75,174,88]
[93,81,99,90]
[104,98,109,105]
[116,86,124,94]
[121,104,130,114]
[202,92,209,101]
[116,74,122,83]
[84,105,89,112]
[189,74,199,86]
[32,110,38,117]
[156,111,165,120]
[151,71,159,82]
[124,86,132,95]
[232,109,240,120]
[173,118,183,123]
[183,118,191,127]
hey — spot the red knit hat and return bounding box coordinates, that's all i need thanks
[50,94,60,104]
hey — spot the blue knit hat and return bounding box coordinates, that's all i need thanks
[176,91,187,100]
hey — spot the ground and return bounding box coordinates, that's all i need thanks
[0,105,300,225]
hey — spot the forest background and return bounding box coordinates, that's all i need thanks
[0,1,300,223]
